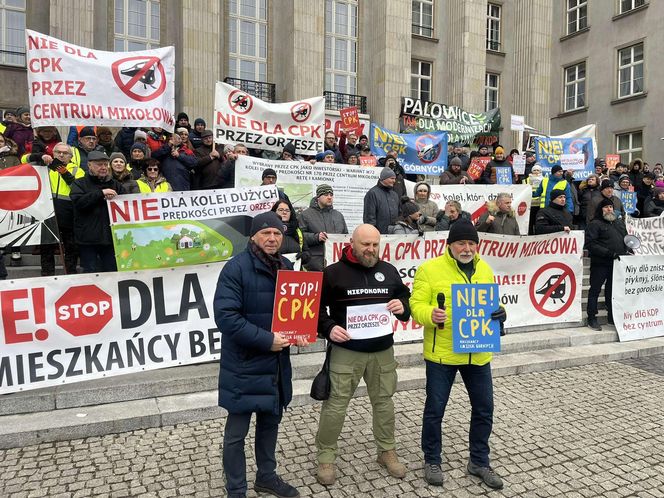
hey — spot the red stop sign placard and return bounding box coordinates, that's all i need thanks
[0,163,43,211]
[55,285,113,336]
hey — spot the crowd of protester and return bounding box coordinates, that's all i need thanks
[0,105,663,279]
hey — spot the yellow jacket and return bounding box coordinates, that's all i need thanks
[137,177,172,193]
[50,162,85,199]
[410,249,495,365]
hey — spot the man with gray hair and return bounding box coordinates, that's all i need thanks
[476,193,520,235]
[363,167,400,234]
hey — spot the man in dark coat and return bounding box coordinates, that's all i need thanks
[152,133,197,191]
[440,157,473,185]
[194,130,224,190]
[447,143,470,170]
[363,167,400,234]
[585,198,630,331]
[70,151,124,273]
[213,212,305,498]
[190,117,206,150]
[534,189,574,234]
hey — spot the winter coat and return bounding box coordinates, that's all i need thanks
[476,202,520,235]
[70,174,125,245]
[299,199,348,271]
[533,176,574,213]
[4,122,33,156]
[410,248,495,366]
[440,168,474,185]
[0,151,20,170]
[434,211,471,231]
[113,127,138,159]
[213,247,294,414]
[152,144,196,191]
[534,203,574,234]
[414,197,439,232]
[216,159,236,189]
[389,219,421,235]
[318,246,411,353]
[363,182,400,234]
[578,182,599,222]
[194,144,224,190]
[26,134,62,164]
[585,206,628,267]
[113,169,140,194]
[447,153,470,170]
[137,175,172,193]
[48,161,85,229]
[644,196,664,217]
[73,144,105,172]
[482,158,515,184]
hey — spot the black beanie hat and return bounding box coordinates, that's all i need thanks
[283,142,296,156]
[551,165,563,175]
[250,212,285,237]
[262,168,277,180]
[177,112,189,122]
[401,200,419,217]
[550,188,566,201]
[600,179,613,190]
[447,219,479,244]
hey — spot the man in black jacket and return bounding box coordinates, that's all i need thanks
[585,198,629,330]
[534,189,574,234]
[70,151,124,273]
[315,224,411,486]
[363,167,400,234]
[194,130,223,190]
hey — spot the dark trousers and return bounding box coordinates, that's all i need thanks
[587,262,614,320]
[223,411,282,496]
[40,227,79,276]
[79,244,117,273]
[422,361,494,467]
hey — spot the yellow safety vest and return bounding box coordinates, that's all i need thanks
[50,163,85,200]
[137,178,171,193]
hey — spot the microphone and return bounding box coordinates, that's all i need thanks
[435,292,445,326]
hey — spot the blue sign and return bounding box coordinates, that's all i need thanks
[451,283,501,353]
[535,137,595,181]
[495,166,513,185]
[619,190,637,214]
[370,123,448,175]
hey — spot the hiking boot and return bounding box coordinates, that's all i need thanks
[316,463,336,486]
[254,475,299,498]
[587,316,602,331]
[423,463,444,486]
[376,449,407,479]
[467,461,504,489]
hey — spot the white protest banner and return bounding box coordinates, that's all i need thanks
[0,163,59,247]
[214,81,324,154]
[512,155,526,175]
[560,153,585,171]
[625,216,664,255]
[612,255,664,342]
[406,181,532,235]
[26,30,175,130]
[235,155,381,229]
[325,231,583,342]
[107,185,279,270]
[0,263,225,394]
[510,114,525,131]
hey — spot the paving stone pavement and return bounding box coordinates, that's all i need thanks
[2,358,664,498]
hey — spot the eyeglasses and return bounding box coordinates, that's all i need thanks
[146,167,159,171]
[276,208,291,214]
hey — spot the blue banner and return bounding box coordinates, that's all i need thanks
[495,166,513,185]
[370,123,448,175]
[534,137,595,180]
[451,283,501,353]
[619,191,637,214]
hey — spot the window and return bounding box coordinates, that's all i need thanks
[0,0,25,66]
[114,0,160,51]
[412,0,433,37]
[486,3,501,51]
[411,60,431,102]
[616,131,642,163]
[564,62,586,111]
[620,0,646,14]
[325,0,358,95]
[618,43,644,98]
[485,73,499,111]
[566,0,587,35]
[228,0,267,82]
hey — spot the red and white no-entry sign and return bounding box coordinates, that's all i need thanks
[0,163,43,211]
[111,56,167,102]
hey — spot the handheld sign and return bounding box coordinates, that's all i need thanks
[605,154,620,171]
[495,166,513,185]
[346,303,393,340]
[619,191,637,214]
[512,154,526,176]
[452,283,501,353]
[468,157,490,180]
[359,155,377,167]
[271,270,323,344]
[339,106,360,135]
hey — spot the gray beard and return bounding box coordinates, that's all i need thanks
[603,212,617,222]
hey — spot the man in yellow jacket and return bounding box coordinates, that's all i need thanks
[410,219,506,490]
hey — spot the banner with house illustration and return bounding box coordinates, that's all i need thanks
[107,185,279,270]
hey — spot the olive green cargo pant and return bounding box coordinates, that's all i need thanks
[315,344,398,464]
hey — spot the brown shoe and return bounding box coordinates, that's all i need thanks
[316,463,336,486]
[377,450,407,479]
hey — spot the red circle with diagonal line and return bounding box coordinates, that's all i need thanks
[0,163,42,211]
[291,102,311,122]
[228,90,253,114]
[528,262,576,318]
[111,56,167,102]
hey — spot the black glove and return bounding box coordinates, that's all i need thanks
[491,306,507,337]
[418,214,426,225]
